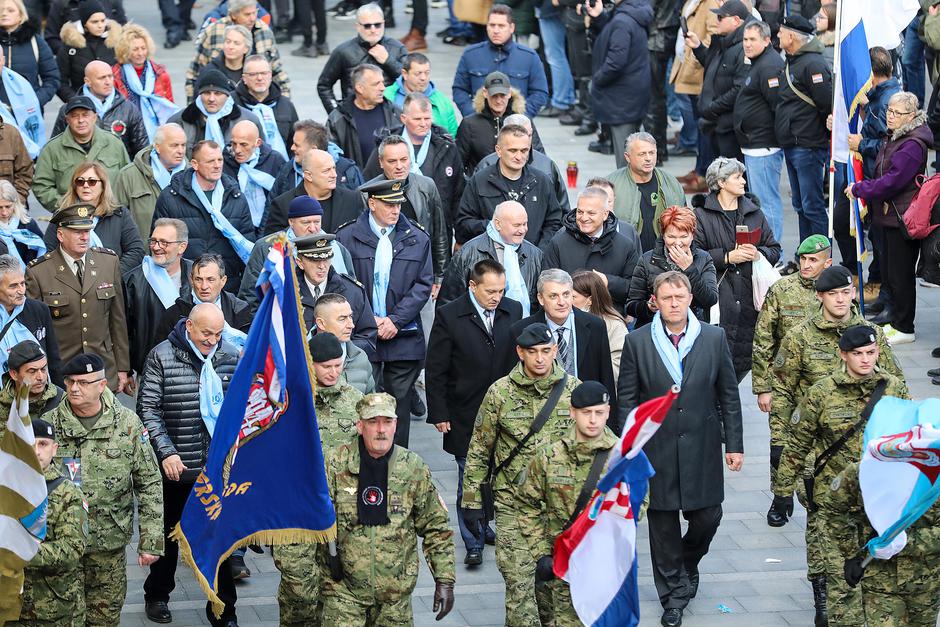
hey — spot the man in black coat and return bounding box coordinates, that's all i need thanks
[326,64,400,167]
[617,271,743,627]
[456,124,563,252]
[510,268,617,423]
[426,259,521,565]
[270,120,363,199]
[221,120,287,233]
[233,55,299,152]
[0,255,62,386]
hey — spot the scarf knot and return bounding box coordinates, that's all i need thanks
[650,312,701,385]
[194,96,235,146]
[486,221,530,316]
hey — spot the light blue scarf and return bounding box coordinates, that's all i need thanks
[141,256,180,308]
[192,291,247,350]
[150,149,185,190]
[81,84,115,118]
[237,148,276,228]
[402,128,431,175]
[485,221,530,316]
[191,173,254,263]
[194,95,235,145]
[286,226,349,276]
[185,336,223,436]
[368,214,394,317]
[121,62,179,142]
[88,217,103,249]
[0,218,45,270]
[0,67,45,159]
[0,303,40,372]
[650,311,701,386]
[245,101,287,159]
[291,159,303,186]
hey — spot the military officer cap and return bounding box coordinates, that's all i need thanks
[309,332,343,362]
[31,418,54,441]
[359,178,407,204]
[839,325,878,351]
[516,322,555,348]
[63,95,96,115]
[357,392,397,420]
[288,195,323,219]
[814,265,853,292]
[295,234,335,260]
[796,234,831,256]
[62,353,105,377]
[780,14,815,35]
[51,203,97,230]
[7,340,45,371]
[571,381,610,408]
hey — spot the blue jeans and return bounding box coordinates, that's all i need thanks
[903,16,926,108]
[666,57,681,122]
[456,456,484,551]
[446,0,474,36]
[784,146,829,241]
[537,13,575,110]
[675,93,697,150]
[744,151,784,244]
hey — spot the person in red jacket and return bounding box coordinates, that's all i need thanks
[112,24,175,105]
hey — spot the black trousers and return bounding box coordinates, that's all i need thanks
[881,226,920,333]
[374,359,422,447]
[409,0,428,33]
[647,505,723,610]
[293,0,327,45]
[711,129,743,162]
[158,0,195,34]
[645,48,674,161]
[144,479,238,624]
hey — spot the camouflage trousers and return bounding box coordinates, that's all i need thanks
[272,543,321,627]
[9,569,85,626]
[82,549,126,627]
[494,500,552,626]
[320,579,412,626]
[824,570,864,626]
[548,579,581,627]
[861,581,940,627]
[803,511,826,579]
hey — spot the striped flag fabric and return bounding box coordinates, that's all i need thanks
[0,384,46,623]
[553,387,679,627]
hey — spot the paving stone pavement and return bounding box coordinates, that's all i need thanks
[58,2,940,625]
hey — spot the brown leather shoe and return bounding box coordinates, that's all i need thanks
[400,28,428,52]
[682,174,708,194]
[676,170,698,183]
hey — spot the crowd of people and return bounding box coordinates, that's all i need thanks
[2,0,940,626]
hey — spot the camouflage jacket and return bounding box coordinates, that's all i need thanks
[16,465,87,624]
[751,273,820,394]
[774,369,909,496]
[44,388,164,555]
[818,461,940,590]
[315,381,363,450]
[516,426,619,557]
[320,441,455,601]
[0,382,64,438]
[463,363,580,509]
[771,307,901,422]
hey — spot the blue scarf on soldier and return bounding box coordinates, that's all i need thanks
[237,148,276,228]
[191,173,254,263]
[0,217,45,270]
[194,95,234,145]
[0,66,45,158]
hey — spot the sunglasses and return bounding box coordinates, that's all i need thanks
[74,177,101,187]
[358,21,384,29]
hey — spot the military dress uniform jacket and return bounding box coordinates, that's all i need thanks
[314,381,363,450]
[299,266,376,360]
[26,247,130,391]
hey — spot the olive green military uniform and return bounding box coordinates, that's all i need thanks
[516,426,620,626]
[9,465,88,627]
[26,247,130,392]
[818,462,940,627]
[44,388,164,626]
[318,440,455,625]
[272,381,363,627]
[463,363,580,627]
[0,382,63,438]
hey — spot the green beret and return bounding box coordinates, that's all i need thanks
[796,234,831,256]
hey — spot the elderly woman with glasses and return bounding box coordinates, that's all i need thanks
[846,91,933,345]
[692,156,781,381]
[43,160,146,276]
[0,179,43,266]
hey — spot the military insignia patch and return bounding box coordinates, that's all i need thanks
[77,206,89,218]
[362,486,384,506]
[830,475,841,491]
[790,409,801,425]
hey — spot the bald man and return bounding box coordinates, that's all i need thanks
[265,147,367,234]
[53,60,149,157]
[222,120,287,231]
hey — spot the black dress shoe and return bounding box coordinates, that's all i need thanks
[928,367,940,377]
[163,33,181,49]
[588,139,614,155]
[558,110,583,125]
[574,121,598,136]
[275,31,292,43]
[145,601,172,623]
[932,346,940,358]
[187,19,196,30]
[539,105,567,118]
[865,299,886,315]
[867,309,894,325]
[687,567,699,598]
[229,554,251,580]
[464,549,483,566]
[661,608,683,626]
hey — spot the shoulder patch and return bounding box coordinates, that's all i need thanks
[411,220,427,232]
[28,254,52,267]
[437,493,448,512]
[92,247,118,256]
[830,475,841,491]
[790,408,801,425]
[335,219,356,231]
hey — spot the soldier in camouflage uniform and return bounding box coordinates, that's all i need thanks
[462,322,581,627]
[273,332,363,627]
[10,419,87,627]
[42,353,164,627]
[318,393,456,624]
[0,342,63,439]
[516,381,620,627]
[773,326,909,626]
[819,461,940,627]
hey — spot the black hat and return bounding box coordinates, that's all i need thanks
[780,14,815,35]
[359,178,407,205]
[483,71,511,96]
[516,322,555,348]
[287,195,323,219]
[196,68,232,95]
[295,234,335,260]
[7,341,45,371]
[815,265,853,292]
[711,0,750,20]
[51,203,96,230]
[571,381,610,409]
[79,0,107,24]
[61,353,105,377]
[309,332,344,362]
[31,418,54,440]
[839,325,878,351]
[63,95,97,115]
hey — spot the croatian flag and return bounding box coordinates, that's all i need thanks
[859,397,940,560]
[553,387,679,627]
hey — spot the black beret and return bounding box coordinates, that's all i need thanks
[781,14,815,35]
[516,322,554,348]
[61,353,105,377]
[571,381,610,408]
[32,418,54,440]
[309,332,344,362]
[7,340,45,371]
[815,266,853,292]
[839,325,878,351]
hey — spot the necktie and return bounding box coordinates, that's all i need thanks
[483,309,494,335]
[314,284,321,300]
[556,327,573,375]
[670,332,684,350]
[75,259,84,285]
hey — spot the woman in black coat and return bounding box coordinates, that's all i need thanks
[0,179,42,265]
[0,7,59,110]
[55,2,121,101]
[692,157,781,381]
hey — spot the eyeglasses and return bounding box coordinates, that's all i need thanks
[148,238,183,248]
[886,108,915,117]
[243,70,272,78]
[74,177,101,187]
[64,376,105,388]
[358,21,384,29]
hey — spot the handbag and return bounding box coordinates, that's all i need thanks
[454,0,493,24]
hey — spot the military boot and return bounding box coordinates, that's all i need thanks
[811,576,828,626]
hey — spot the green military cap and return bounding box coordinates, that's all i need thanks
[295,233,335,260]
[357,392,397,420]
[796,234,831,256]
[838,325,877,351]
[359,178,407,204]
[51,203,96,230]
[815,265,853,292]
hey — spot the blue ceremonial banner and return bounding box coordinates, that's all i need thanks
[171,237,335,615]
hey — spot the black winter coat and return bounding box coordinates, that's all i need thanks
[42,206,145,277]
[454,91,546,177]
[437,231,543,307]
[55,23,119,101]
[42,0,126,54]
[692,192,781,379]
[270,153,363,199]
[542,212,640,310]
[316,35,408,112]
[222,142,287,230]
[733,46,785,149]
[693,19,751,135]
[326,97,399,167]
[167,101,263,158]
[774,38,833,149]
[263,182,366,236]
[0,23,59,109]
[137,320,239,473]
[51,90,149,159]
[153,290,253,348]
[233,81,299,150]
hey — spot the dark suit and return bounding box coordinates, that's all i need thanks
[617,319,743,611]
[298,266,377,361]
[263,183,365,236]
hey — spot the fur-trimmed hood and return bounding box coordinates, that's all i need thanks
[472,86,526,117]
[891,110,929,141]
[59,19,122,50]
